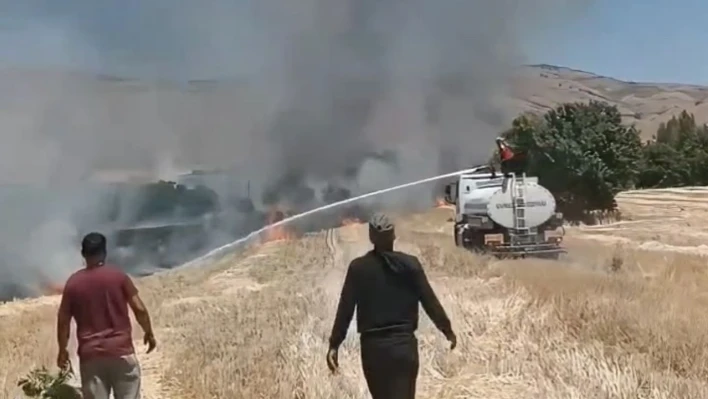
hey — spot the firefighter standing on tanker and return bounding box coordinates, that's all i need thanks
[496,137,515,175]
[326,213,457,399]
[496,136,532,176]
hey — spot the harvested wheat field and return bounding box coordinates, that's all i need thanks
[4,188,708,398]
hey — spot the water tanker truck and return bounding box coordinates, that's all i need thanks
[443,155,565,258]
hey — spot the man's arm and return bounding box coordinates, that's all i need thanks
[123,275,154,337]
[56,288,72,353]
[328,263,357,349]
[411,258,453,337]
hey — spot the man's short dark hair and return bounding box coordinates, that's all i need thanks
[81,232,107,258]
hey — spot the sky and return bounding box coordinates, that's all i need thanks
[527,0,708,84]
[0,1,706,84]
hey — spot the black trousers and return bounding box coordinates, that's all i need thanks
[360,332,419,399]
[501,155,527,176]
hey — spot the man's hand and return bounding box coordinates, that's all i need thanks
[144,332,157,354]
[57,348,70,370]
[446,331,457,350]
[326,347,339,374]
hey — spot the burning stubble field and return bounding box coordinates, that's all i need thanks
[3,188,708,398]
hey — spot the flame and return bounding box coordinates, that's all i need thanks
[262,207,295,242]
[435,197,454,209]
[340,217,362,226]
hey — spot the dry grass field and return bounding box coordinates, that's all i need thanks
[3,187,708,398]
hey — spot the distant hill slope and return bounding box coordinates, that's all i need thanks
[511,64,708,138]
[2,63,706,155]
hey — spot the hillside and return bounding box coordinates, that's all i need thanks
[2,64,706,180]
[510,64,708,138]
[3,187,708,398]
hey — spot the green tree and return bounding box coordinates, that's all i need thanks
[637,142,690,188]
[17,367,80,399]
[655,110,696,145]
[655,121,672,144]
[643,111,708,187]
[504,101,643,222]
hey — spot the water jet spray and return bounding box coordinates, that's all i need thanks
[181,166,487,268]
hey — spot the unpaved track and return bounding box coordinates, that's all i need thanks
[135,345,169,399]
[133,244,283,399]
[318,226,371,396]
[131,226,373,398]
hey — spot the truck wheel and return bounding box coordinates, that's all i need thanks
[454,226,461,247]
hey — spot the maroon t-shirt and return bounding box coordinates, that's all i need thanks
[58,264,137,362]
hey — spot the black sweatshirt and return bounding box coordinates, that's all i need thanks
[328,250,453,349]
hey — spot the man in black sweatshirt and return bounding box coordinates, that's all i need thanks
[326,213,457,399]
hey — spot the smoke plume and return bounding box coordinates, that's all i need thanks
[0,0,589,298]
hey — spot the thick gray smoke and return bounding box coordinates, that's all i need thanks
[0,0,589,298]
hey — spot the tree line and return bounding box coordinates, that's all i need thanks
[502,101,708,222]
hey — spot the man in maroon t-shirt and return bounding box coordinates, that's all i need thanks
[57,232,157,399]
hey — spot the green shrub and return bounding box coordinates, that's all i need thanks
[17,367,81,399]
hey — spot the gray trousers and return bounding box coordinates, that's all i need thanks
[80,354,141,399]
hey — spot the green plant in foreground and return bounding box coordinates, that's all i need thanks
[17,367,81,399]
